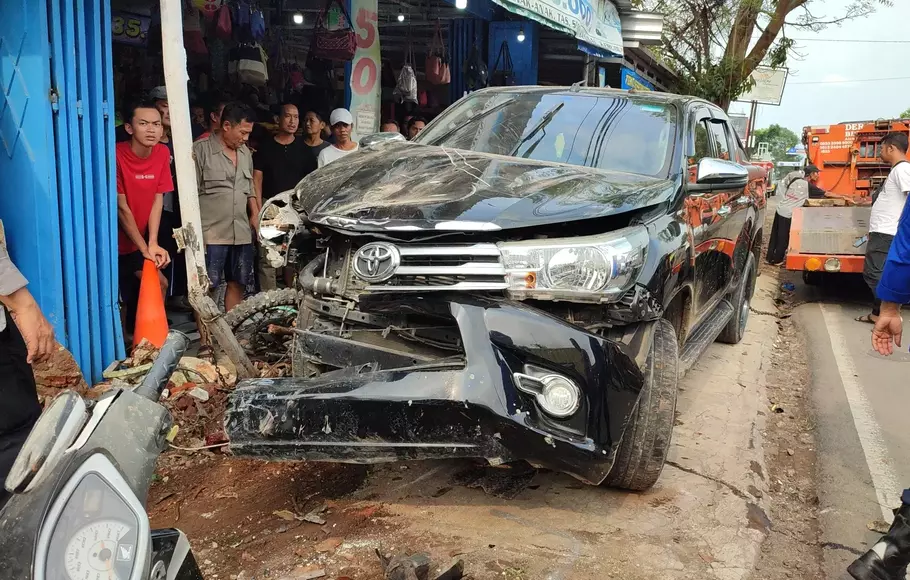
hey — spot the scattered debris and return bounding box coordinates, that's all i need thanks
[376,548,464,580]
[274,509,299,522]
[303,504,328,525]
[283,565,326,579]
[868,520,890,534]
[452,463,537,499]
[314,537,343,553]
[770,404,785,414]
[786,448,795,456]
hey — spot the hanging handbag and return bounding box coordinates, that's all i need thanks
[490,41,515,86]
[183,6,208,55]
[463,44,488,90]
[312,0,357,61]
[215,3,232,40]
[425,20,450,86]
[394,45,418,104]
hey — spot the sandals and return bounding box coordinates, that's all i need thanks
[855,314,877,324]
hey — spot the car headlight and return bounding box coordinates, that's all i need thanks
[497,226,649,302]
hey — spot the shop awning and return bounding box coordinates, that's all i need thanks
[491,0,624,57]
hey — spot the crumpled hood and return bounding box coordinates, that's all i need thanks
[294,142,676,231]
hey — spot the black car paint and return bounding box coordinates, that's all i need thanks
[228,87,766,483]
[227,296,649,485]
[296,142,677,232]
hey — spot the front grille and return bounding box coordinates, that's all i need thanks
[353,243,508,292]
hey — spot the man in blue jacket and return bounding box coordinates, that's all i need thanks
[848,132,910,580]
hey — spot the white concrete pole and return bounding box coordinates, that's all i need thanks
[159,0,256,378]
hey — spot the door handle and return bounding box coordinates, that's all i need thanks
[716,205,731,216]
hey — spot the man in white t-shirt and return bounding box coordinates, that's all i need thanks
[859,131,910,324]
[317,108,359,168]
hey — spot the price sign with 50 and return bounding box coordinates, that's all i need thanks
[351,8,379,96]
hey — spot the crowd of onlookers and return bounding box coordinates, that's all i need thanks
[115,84,430,354]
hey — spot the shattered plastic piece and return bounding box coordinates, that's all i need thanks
[165,425,180,443]
[781,282,796,292]
[303,504,328,525]
[322,415,332,435]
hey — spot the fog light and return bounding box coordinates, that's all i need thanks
[539,375,580,417]
[805,257,822,271]
[824,257,841,272]
[513,372,581,418]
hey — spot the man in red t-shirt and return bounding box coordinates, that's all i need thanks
[117,101,174,337]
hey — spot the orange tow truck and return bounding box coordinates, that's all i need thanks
[786,119,910,282]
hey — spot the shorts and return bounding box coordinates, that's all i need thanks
[205,244,255,289]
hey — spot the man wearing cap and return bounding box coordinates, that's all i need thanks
[317,108,359,168]
[766,164,824,265]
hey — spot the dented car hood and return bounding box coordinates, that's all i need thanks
[293,142,676,231]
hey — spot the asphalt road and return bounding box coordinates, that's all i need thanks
[791,270,910,578]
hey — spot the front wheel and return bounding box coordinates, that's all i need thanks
[224,288,301,362]
[603,319,679,491]
[718,253,757,345]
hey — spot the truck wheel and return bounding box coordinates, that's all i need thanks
[719,254,757,345]
[603,319,679,491]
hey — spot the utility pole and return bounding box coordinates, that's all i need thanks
[159,0,256,378]
[746,100,758,153]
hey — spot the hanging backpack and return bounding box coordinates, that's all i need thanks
[425,20,450,86]
[394,45,418,104]
[215,3,232,40]
[232,43,268,86]
[250,7,266,42]
[312,0,357,61]
[463,44,488,90]
[233,0,252,42]
[490,41,515,86]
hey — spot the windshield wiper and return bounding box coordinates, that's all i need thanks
[424,98,518,146]
[508,102,566,158]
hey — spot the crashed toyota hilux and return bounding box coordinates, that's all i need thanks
[226,87,766,490]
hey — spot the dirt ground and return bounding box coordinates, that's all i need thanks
[749,266,824,579]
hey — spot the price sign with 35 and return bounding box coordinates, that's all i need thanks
[112,11,151,47]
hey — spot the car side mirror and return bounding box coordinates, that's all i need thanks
[359,132,406,149]
[689,158,750,192]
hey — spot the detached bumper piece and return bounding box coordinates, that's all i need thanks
[225,297,645,485]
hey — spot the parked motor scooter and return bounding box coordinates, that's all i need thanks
[0,331,204,580]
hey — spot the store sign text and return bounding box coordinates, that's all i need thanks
[494,0,623,56]
[112,11,151,47]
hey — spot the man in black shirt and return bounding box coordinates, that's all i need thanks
[252,103,310,290]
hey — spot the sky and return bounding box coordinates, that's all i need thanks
[727,0,910,135]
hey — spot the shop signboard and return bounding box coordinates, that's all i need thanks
[737,67,788,106]
[348,0,381,141]
[492,0,623,57]
[111,11,152,47]
[620,66,654,91]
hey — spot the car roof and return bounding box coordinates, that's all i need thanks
[471,85,712,109]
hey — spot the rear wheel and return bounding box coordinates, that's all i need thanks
[719,253,757,344]
[603,319,679,491]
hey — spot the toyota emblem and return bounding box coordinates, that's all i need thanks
[352,242,401,283]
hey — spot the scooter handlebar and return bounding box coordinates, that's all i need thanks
[132,331,191,402]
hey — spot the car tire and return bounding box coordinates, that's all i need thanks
[718,253,757,345]
[603,319,679,491]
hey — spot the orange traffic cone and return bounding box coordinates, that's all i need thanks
[133,259,168,348]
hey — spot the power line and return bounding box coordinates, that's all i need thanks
[789,76,910,85]
[789,37,910,44]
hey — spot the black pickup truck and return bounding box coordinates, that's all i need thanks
[228,86,767,491]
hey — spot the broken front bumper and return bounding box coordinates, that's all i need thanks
[225,297,648,485]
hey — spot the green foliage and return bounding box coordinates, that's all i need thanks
[751,124,800,163]
[901,107,910,119]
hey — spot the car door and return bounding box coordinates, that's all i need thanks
[684,107,730,314]
[707,110,750,281]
